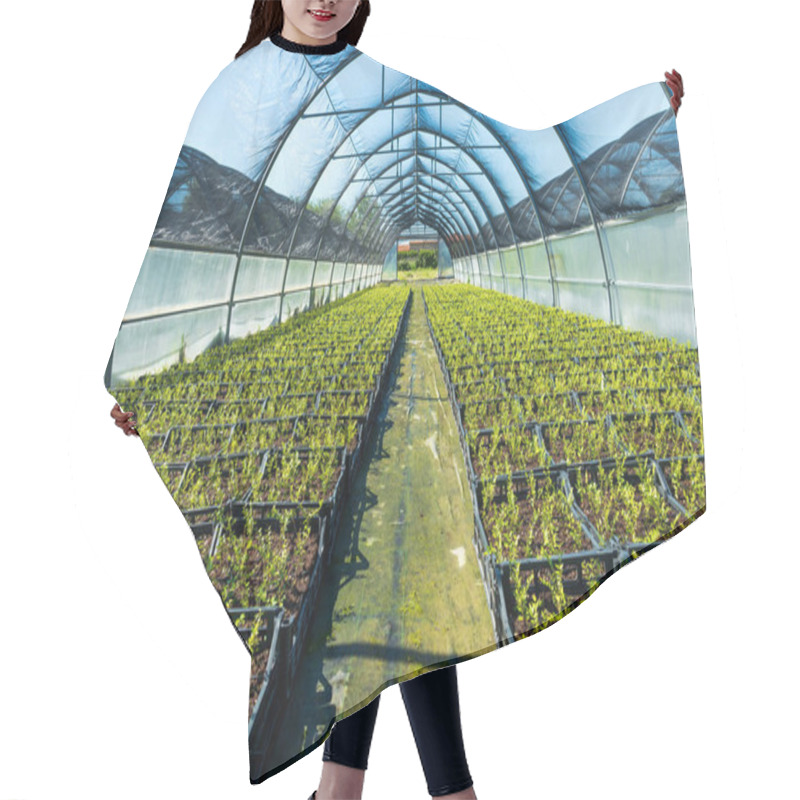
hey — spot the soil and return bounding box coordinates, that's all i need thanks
[612,414,698,459]
[177,452,264,509]
[633,387,700,415]
[576,390,639,419]
[454,378,508,404]
[318,391,371,417]
[470,427,548,478]
[462,398,523,430]
[205,524,315,612]
[228,418,297,452]
[163,424,235,462]
[157,463,187,495]
[256,449,343,503]
[551,371,605,393]
[144,400,213,431]
[206,400,271,425]
[249,646,272,716]
[144,433,166,459]
[198,511,322,717]
[503,375,557,396]
[567,461,681,545]
[215,382,239,401]
[508,557,608,638]
[601,368,653,390]
[452,365,485,384]
[205,511,321,636]
[263,394,316,417]
[517,392,579,424]
[679,411,704,446]
[653,365,698,385]
[294,416,362,453]
[195,533,213,561]
[541,420,619,464]
[480,474,592,560]
[660,457,706,512]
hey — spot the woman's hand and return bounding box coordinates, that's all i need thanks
[110,402,139,437]
[665,68,684,116]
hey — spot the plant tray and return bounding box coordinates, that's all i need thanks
[474,466,600,562]
[561,455,686,549]
[537,418,620,466]
[656,454,706,518]
[608,410,699,459]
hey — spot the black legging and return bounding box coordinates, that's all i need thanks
[323,664,474,797]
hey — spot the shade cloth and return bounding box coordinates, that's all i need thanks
[103,32,706,784]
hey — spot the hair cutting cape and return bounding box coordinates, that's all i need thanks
[103,35,706,784]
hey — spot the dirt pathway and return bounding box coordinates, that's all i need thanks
[265,282,494,769]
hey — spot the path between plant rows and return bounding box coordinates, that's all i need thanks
[266,281,494,771]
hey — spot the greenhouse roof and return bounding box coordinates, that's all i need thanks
[152,39,682,264]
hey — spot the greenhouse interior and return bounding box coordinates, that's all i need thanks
[104,44,705,783]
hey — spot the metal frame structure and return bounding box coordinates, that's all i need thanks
[106,46,692,388]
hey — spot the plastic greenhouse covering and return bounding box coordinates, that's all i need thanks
[106,46,693,388]
[104,35,705,786]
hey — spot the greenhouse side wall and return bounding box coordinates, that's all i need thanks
[105,247,382,389]
[452,204,696,346]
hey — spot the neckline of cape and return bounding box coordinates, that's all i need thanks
[269,31,349,55]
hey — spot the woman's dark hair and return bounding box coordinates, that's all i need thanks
[236,1,371,59]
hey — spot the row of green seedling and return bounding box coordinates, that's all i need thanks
[420,284,705,644]
[244,289,411,737]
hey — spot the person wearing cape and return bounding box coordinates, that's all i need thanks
[105,0,699,793]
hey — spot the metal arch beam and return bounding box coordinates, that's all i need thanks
[330,126,514,289]
[478,124,559,305]
[390,210,452,246]
[570,138,636,228]
[350,190,465,285]
[314,125,506,284]
[346,178,470,280]
[351,166,488,263]
[372,213,462,282]
[333,187,462,290]
[549,171,582,231]
[552,124,617,324]
[378,188,467,263]
[378,194,461,249]
[273,87,524,306]
[226,48,361,341]
[235,61,587,330]
[382,183,466,243]
[619,110,674,207]
[394,173,478,262]
[395,204,461,252]
[396,161,492,255]
[375,190,468,257]
[386,209,468,279]
[537,172,567,217]
[399,88,525,294]
[385,193,464,252]
[312,151,484,288]
[310,124,476,299]
[571,110,672,221]
[412,88,558,301]
[368,209,458,285]
[369,100,558,293]
[340,159,483,269]
[374,208,458,275]
[333,150,493,285]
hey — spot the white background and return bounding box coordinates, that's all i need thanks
[1,1,796,798]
